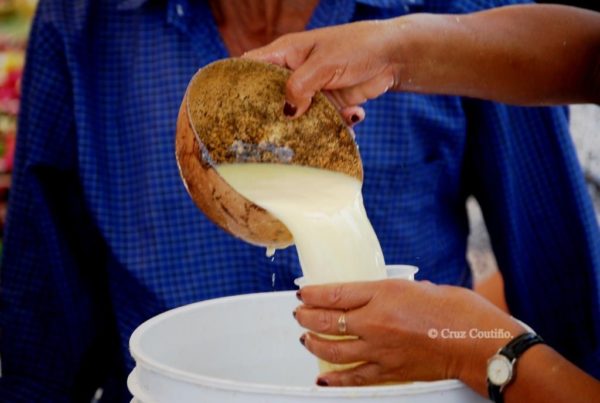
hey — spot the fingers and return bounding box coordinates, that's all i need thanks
[295,307,363,336]
[242,45,288,66]
[330,72,395,107]
[301,332,369,364]
[245,36,348,119]
[244,33,319,117]
[287,66,392,121]
[322,92,365,126]
[244,20,401,120]
[242,34,313,69]
[285,61,351,117]
[302,330,394,386]
[298,281,376,310]
[317,362,385,387]
[340,106,365,126]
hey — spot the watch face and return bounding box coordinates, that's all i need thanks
[487,355,513,386]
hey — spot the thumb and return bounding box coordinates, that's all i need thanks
[242,45,288,67]
[244,34,326,118]
[242,33,314,69]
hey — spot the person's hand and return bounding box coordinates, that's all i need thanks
[243,20,404,122]
[294,279,525,388]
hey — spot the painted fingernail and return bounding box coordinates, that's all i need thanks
[317,378,329,387]
[351,114,360,123]
[296,290,303,301]
[299,334,306,346]
[283,101,297,117]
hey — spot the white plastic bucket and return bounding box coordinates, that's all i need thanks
[128,290,488,402]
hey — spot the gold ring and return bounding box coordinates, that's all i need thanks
[337,312,347,334]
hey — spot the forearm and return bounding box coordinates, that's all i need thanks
[393,5,600,105]
[460,343,600,402]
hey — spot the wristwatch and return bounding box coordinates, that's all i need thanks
[486,332,544,403]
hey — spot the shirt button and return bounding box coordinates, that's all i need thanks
[176,3,184,17]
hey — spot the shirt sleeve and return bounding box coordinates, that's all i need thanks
[0,3,122,401]
[463,100,600,379]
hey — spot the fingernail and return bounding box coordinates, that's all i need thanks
[296,290,303,301]
[299,334,306,346]
[283,101,297,117]
[351,114,360,123]
[292,309,297,319]
[317,378,329,387]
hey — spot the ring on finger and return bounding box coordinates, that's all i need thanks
[337,312,347,334]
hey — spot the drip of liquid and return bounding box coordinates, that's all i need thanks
[217,163,387,284]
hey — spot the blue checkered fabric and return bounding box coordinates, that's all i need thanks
[1,0,599,401]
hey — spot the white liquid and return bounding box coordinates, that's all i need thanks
[217,163,387,284]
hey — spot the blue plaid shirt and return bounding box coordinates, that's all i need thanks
[1,0,599,401]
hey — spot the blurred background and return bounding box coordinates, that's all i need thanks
[468,105,600,308]
[0,0,36,256]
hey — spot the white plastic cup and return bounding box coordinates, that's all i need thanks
[385,264,419,280]
[294,265,419,375]
[294,264,418,288]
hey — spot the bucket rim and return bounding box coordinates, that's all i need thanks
[129,291,467,397]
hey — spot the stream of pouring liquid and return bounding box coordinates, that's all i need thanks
[216,163,387,285]
[217,163,388,375]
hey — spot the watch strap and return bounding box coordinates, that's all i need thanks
[500,332,544,361]
[488,380,504,403]
[487,332,544,403]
